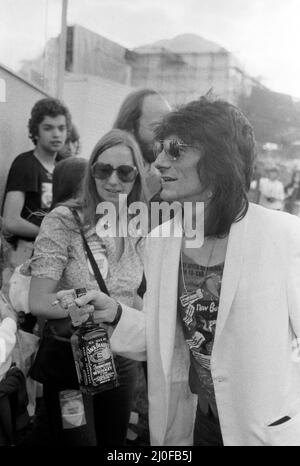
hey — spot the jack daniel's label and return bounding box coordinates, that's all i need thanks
[69,288,119,395]
[79,329,117,387]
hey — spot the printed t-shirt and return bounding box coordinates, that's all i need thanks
[178,251,224,417]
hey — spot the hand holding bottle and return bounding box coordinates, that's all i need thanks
[74,289,119,325]
[55,289,119,325]
[56,289,120,394]
[55,289,94,326]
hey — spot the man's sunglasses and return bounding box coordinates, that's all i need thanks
[91,163,137,182]
[153,140,196,161]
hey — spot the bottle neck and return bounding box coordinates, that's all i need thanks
[81,318,104,331]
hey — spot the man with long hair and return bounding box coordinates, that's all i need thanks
[68,96,300,446]
[113,89,171,199]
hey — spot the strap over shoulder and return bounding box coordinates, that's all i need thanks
[70,208,110,296]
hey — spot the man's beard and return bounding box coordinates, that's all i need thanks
[136,136,155,164]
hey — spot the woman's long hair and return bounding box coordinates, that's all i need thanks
[79,129,149,227]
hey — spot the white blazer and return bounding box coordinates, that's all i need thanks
[111,203,300,446]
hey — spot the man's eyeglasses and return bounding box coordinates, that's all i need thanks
[91,163,137,182]
[153,140,195,161]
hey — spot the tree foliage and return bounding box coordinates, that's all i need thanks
[238,86,300,146]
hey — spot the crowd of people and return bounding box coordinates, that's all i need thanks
[250,165,300,214]
[0,89,300,447]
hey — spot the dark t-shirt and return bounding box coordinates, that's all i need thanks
[178,252,224,417]
[4,150,53,243]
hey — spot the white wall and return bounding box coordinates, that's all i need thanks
[0,65,48,208]
[64,73,135,158]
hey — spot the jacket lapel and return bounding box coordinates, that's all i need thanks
[155,206,249,371]
[158,235,182,377]
[155,214,183,378]
[214,209,249,345]
[156,207,249,370]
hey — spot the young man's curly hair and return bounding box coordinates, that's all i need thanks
[28,98,72,144]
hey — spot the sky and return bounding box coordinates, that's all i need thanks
[1,0,300,98]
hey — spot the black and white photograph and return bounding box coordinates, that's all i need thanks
[0,0,300,451]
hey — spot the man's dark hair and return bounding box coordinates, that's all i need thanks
[28,97,72,144]
[155,95,257,237]
[113,89,160,137]
[68,123,80,143]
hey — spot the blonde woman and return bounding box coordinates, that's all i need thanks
[29,129,148,446]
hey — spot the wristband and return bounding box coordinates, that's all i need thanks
[109,301,123,326]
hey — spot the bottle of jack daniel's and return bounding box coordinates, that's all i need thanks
[61,288,119,395]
